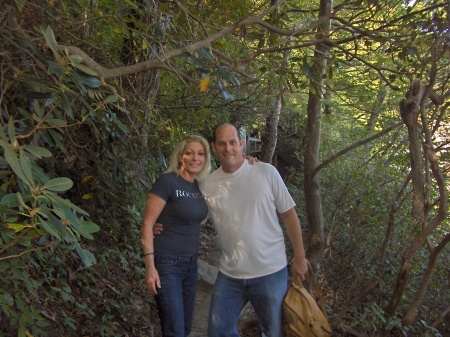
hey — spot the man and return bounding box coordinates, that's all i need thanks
[154,123,308,336]
[202,123,307,337]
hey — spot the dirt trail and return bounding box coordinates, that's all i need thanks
[148,228,261,336]
[188,230,260,337]
[190,279,213,336]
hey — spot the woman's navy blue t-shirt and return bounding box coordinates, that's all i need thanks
[150,172,208,255]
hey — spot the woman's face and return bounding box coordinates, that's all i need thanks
[179,141,206,177]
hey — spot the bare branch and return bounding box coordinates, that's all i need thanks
[312,122,403,179]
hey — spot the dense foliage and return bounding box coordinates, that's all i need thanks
[1,0,448,336]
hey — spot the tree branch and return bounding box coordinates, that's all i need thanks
[311,121,403,179]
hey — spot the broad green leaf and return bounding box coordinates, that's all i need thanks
[105,95,118,103]
[113,117,128,134]
[0,139,9,149]
[48,61,64,76]
[60,290,74,302]
[3,145,33,187]
[197,47,214,62]
[22,145,52,158]
[71,220,100,240]
[74,73,101,88]
[69,54,83,64]
[190,55,206,68]
[38,216,60,238]
[44,191,88,216]
[218,66,230,80]
[47,129,67,153]
[42,26,61,60]
[60,92,73,119]
[19,150,35,188]
[3,293,14,306]
[16,192,31,211]
[38,209,74,242]
[33,99,44,118]
[18,107,32,119]
[0,205,22,215]
[45,118,67,127]
[16,75,54,88]
[43,177,73,192]
[0,123,7,141]
[0,193,33,207]
[7,117,15,140]
[0,262,10,274]
[73,63,99,77]
[74,243,96,267]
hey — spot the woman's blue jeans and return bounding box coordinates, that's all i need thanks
[154,252,198,337]
[208,266,288,337]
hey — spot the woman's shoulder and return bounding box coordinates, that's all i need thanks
[153,172,178,186]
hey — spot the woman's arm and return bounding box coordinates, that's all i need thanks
[141,193,166,295]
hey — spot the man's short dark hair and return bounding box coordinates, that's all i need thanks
[212,123,242,143]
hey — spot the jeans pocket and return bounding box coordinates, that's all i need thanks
[155,254,179,266]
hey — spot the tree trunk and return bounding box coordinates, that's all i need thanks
[367,79,388,130]
[260,0,285,164]
[261,94,281,163]
[303,0,332,277]
[383,81,448,333]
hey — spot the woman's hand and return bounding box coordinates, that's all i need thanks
[145,265,161,295]
[244,154,260,164]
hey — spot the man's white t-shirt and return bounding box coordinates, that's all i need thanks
[200,160,296,279]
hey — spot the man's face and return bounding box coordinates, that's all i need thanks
[212,124,244,173]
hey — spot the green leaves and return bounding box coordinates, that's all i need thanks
[0,120,97,269]
[41,26,62,61]
[43,178,73,192]
[1,141,35,188]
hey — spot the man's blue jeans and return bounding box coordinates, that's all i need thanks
[208,266,288,337]
[154,252,198,337]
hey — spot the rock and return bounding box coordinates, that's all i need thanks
[198,258,218,285]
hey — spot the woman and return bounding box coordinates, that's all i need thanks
[141,135,211,337]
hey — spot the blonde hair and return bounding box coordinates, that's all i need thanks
[164,135,211,181]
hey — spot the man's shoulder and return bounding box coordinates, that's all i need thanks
[248,161,276,173]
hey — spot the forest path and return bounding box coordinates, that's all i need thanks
[188,230,260,337]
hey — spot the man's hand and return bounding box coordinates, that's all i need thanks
[153,223,163,237]
[292,256,308,281]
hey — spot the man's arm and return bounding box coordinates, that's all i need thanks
[279,207,308,280]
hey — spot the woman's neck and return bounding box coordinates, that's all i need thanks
[178,170,196,182]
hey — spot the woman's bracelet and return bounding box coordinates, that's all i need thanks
[143,252,154,257]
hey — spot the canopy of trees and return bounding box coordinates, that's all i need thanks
[1,0,448,336]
